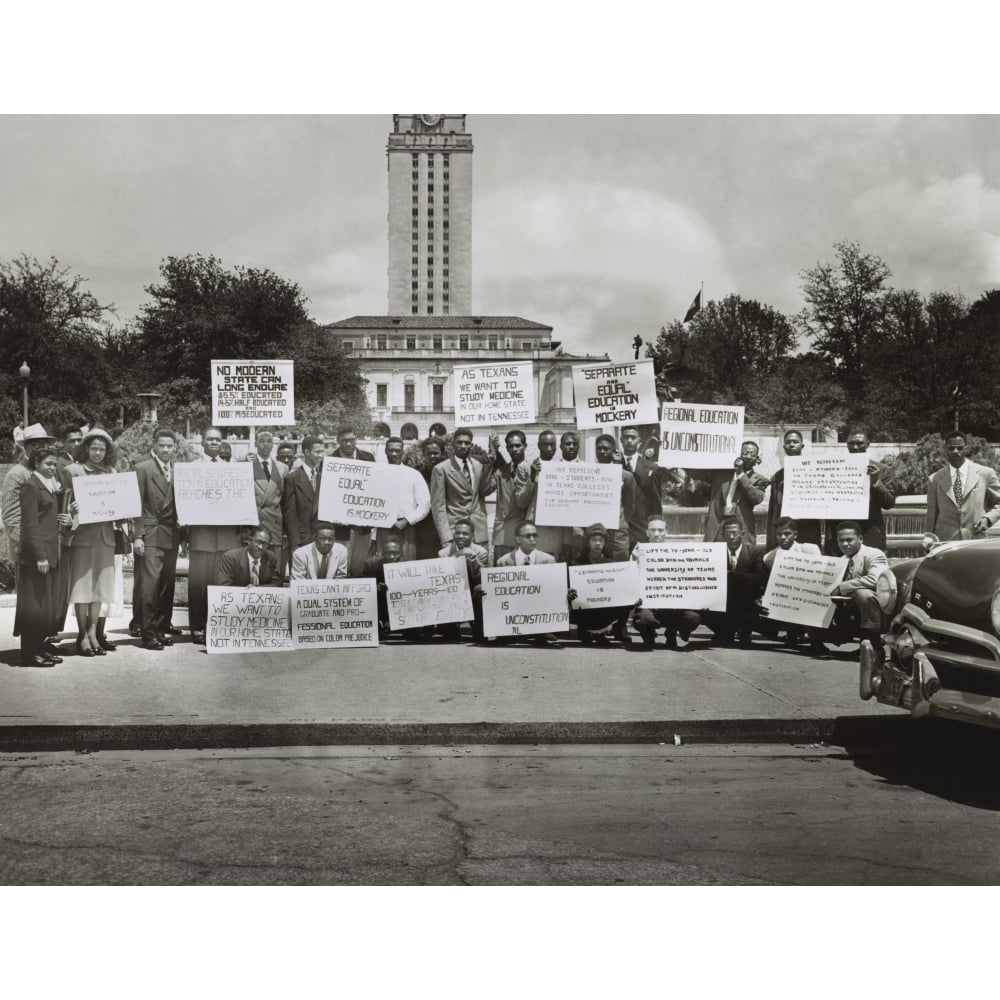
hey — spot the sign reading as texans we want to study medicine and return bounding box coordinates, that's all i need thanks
[206,586,294,654]
[453,362,535,427]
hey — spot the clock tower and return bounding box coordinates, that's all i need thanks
[387,114,473,316]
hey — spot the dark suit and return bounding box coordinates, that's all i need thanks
[701,468,770,545]
[14,476,62,657]
[329,447,375,574]
[765,467,822,550]
[621,454,667,545]
[705,542,765,643]
[133,457,182,639]
[282,464,322,551]
[217,545,279,587]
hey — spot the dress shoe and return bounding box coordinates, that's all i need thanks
[809,641,831,658]
[46,652,63,664]
[142,635,164,651]
[22,654,55,668]
[533,634,563,648]
[738,631,753,648]
[663,631,679,650]
[43,641,63,656]
[128,624,143,638]
[157,632,174,646]
[93,645,107,656]
[166,626,183,636]
[76,637,96,658]
[191,631,206,645]
[96,635,117,652]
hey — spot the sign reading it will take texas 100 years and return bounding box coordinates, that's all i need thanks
[571,360,659,429]
[211,359,294,426]
[384,557,474,632]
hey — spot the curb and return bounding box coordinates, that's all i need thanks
[0,715,918,753]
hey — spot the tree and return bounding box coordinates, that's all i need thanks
[799,241,892,408]
[743,353,849,438]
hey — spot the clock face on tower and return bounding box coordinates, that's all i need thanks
[420,114,442,127]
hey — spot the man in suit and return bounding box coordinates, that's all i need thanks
[56,424,83,475]
[828,519,889,650]
[290,522,348,581]
[430,428,497,550]
[187,428,243,645]
[328,425,376,575]
[384,435,431,561]
[699,441,770,546]
[707,515,766,647]
[766,429,823,550]
[491,429,531,564]
[438,518,487,642]
[925,430,1000,541]
[132,428,182,650]
[246,430,288,578]
[594,433,636,562]
[824,428,896,554]
[282,435,326,553]
[493,520,561,647]
[522,429,570,562]
[218,526,279,588]
[362,534,405,641]
[619,425,683,547]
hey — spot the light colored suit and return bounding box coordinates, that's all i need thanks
[246,453,288,543]
[925,461,1000,541]
[430,456,496,546]
[839,544,889,594]
[290,542,348,581]
[494,548,556,567]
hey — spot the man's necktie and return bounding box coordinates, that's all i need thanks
[250,558,260,586]
[163,463,171,484]
[628,455,636,473]
[211,457,218,462]
[729,550,737,571]
[262,461,269,480]
[318,553,329,579]
[844,557,855,581]
[954,469,963,508]
[462,458,471,483]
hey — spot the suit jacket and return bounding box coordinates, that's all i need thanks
[726,542,766,578]
[491,458,533,547]
[17,475,61,566]
[218,546,279,587]
[64,463,116,548]
[495,548,557,567]
[756,540,822,575]
[438,540,489,568]
[839,544,889,593]
[701,467,770,544]
[329,447,375,463]
[282,464,322,550]
[247,454,288,542]
[622,455,668,539]
[825,473,896,554]
[765,467,823,549]
[430,456,496,545]
[925,461,1000,541]
[133,457,181,550]
[289,541,348,580]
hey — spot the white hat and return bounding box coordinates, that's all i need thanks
[22,423,56,443]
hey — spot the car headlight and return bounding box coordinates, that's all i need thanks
[876,569,898,613]
[991,589,1000,634]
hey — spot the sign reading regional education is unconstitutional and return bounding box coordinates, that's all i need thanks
[571,359,658,429]
[453,362,535,427]
[659,403,744,468]
[211,359,294,425]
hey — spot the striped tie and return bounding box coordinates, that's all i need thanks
[954,469,963,508]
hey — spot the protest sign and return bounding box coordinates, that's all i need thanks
[206,585,293,654]
[659,403,744,468]
[385,556,474,631]
[761,549,848,629]
[636,541,728,612]
[572,360,659,429]
[211,359,294,425]
[781,453,871,520]
[174,461,259,526]
[290,578,379,649]
[534,462,621,528]
[72,471,141,525]
[317,458,404,529]
[453,362,535,426]
[569,561,640,610]
[481,562,570,637]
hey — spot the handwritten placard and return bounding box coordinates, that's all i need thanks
[761,549,847,629]
[384,557,474,631]
[291,578,379,649]
[212,359,294,425]
[72,471,141,524]
[317,458,402,529]
[660,404,744,468]
[481,562,570,637]
[572,360,659,429]
[781,453,871,520]
[453,362,535,427]
[636,541,728,612]
[206,585,293,654]
[569,561,640,610]
[534,462,621,529]
[174,461,259,526]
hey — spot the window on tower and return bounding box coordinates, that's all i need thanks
[376,336,387,350]
[459,335,469,350]
[406,336,416,350]
[433,336,442,350]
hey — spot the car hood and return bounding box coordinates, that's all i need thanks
[909,538,1000,632]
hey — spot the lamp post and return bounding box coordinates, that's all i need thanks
[18,361,30,427]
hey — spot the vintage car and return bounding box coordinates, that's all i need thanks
[860,537,1000,730]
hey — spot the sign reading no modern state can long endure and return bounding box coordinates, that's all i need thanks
[212,359,294,425]
[571,360,659,429]
[659,403,744,468]
[453,362,535,427]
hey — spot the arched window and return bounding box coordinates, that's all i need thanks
[401,422,419,441]
[429,422,447,438]
[372,421,391,439]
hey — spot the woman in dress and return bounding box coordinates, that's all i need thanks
[14,446,72,667]
[64,428,119,656]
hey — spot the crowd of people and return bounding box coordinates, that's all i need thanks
[3,418,997,666]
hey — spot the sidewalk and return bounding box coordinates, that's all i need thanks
[0,604,899,751]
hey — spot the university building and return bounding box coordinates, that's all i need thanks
[324,114,608,441]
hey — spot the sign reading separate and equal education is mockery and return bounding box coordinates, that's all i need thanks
[384,557,474,631]
[534,462,622,529]
[206,585,293,654]
[635,541,728,613]
[72,471,141,525]
[290,578,379,649]
[659,403,745,468]
[761,549,848,629]
[781,453,871,520]
[571,360,659,429]
[569,561,640,610]
[453,362,535,427]
[481,562,570,637]
[317,458,404,529]
[174,461,259,526]
[211,359,294,426]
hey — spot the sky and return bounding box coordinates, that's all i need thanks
[2,114,997,364]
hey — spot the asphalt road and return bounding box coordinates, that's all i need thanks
[4,736,1000,885]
